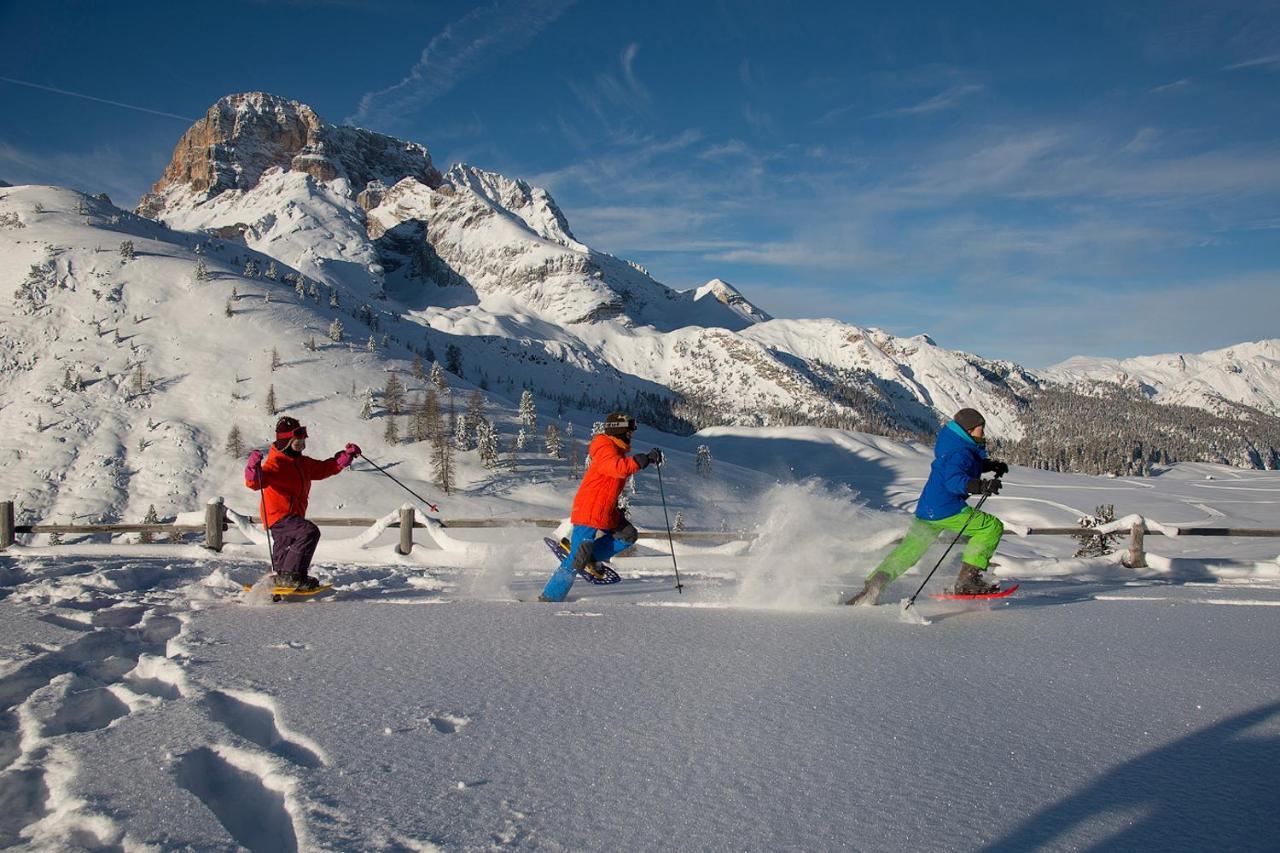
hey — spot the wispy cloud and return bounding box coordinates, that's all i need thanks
[878,82,984,117]
[1225,53,1280,70]
[0,77,196,122]
[1150,77,1192,93]
[620,43,650,104]
[348,0,576,128]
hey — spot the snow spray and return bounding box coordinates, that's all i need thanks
[732,480,900,610]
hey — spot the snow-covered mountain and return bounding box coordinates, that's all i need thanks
[125,92,1050,439]
[1045,340,1280,418]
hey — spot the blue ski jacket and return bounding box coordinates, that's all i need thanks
[915,420,988,520]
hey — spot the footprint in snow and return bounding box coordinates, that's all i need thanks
[425,713,471,735]
[203,689,326,768]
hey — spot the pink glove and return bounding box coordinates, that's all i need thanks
[334,443,361,469]
[244,449,264,486]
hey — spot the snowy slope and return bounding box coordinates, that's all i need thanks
[1,426,1277,850]
[1046,340,1280,417]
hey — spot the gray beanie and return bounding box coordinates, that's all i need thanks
[953,408,986,433]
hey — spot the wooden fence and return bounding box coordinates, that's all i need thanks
[1,500,1277,567]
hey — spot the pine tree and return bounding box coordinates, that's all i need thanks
[567,423,582,476]
[225,424,245,457]
[366,335,376,353]
[243,258,259,278]
[119,240,134,261]
[412,354,425,381]
[330,290,340,308]
[384,413,400,444]
[453,409,469,452]
[305,335,317,352]
[140,505,159,544]
[384,372,406,414]
[545,424,563,458]
[432,399,454,495]
[360,389,375,420]
[266,384,277,415]
[271,347,282,371]
[445,344,462,376]
[515,427,528,451]
[477,418,499,468]
[328,318,344,342]
[430,361,447,391]
[62,368,76,391]
[465,389,486,447]
[266,260,279,281]
[224,298,233,318]
[673,511,685,532]
[132,363,149,396]
[696,444,713,478]
[519,389,537,433]
[194,257,210,282]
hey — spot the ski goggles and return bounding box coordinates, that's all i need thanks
[604,418,637,431]
[276,425,309,440]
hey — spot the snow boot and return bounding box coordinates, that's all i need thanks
[953,563,999,595]
[578,561,607,582]
[287,575,321,591]
[846,572,889,606]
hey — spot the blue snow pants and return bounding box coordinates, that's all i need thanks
[539,523,637,602]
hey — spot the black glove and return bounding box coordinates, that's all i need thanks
[966,477,1002,496]
[631,453,651,469]
[983,459,1009,477]
[647,448,663,467]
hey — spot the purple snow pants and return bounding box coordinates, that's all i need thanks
[270,515,321,580]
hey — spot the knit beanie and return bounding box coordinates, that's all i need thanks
[953,408,986,433]
[603,411,636,438]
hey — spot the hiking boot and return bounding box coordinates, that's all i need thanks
[846,572,889,606]
[578,562,607,581]
[953,562,999,595]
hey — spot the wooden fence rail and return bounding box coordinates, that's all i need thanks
[2,501,1278,567]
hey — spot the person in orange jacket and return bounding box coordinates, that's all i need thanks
[244,416,360,589]
[539,412,662,602]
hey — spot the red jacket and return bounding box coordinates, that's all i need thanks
[246,444,341,529]
[571,434,642,529]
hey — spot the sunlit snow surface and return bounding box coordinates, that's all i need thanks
[2,464,1279,850]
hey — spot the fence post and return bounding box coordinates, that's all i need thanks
[205,497,225,552]
[1125,521,1147,569]
[397,505,415,555]
[0,501,13,550]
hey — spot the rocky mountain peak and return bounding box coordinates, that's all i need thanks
[137,92,442,218]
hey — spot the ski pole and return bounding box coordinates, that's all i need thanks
[258,461,277,578]
[356,451,441,514]
[654,457,683,594]
[903,480,998,611]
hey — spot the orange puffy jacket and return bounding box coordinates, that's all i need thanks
[571,434,643,529]
[246,444,341,529]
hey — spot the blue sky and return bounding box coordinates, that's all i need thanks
[2,0,1278,367]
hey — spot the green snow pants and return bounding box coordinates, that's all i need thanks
[871,508,1004,582]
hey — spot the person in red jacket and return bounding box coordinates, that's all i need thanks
[539,412,662,602]
[244,416,361,589]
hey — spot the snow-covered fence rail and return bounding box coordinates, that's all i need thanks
[0,500,758,554]
[13,500,1266,566]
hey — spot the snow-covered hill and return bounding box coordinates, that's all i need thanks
[1046,339,1280,418]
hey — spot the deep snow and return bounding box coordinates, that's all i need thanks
[2,436,1278,851]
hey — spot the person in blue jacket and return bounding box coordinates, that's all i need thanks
[847,408,1009,605]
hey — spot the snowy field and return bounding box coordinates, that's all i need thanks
[2,433,1279,851]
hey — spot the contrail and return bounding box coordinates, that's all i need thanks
[0,77,197,122]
